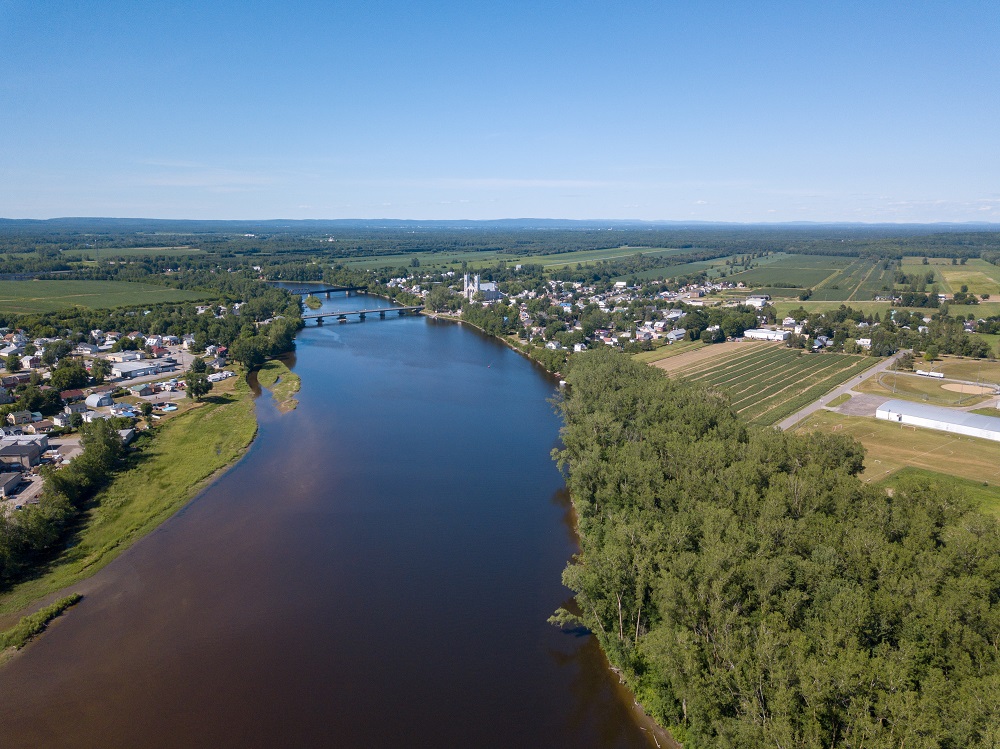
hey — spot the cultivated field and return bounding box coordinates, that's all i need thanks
[0,280,205,314]
[632,338,705,364]
[657,342,878,426]
[805,257,897,302]
[724,254,850,290]
[795,410,1000,491]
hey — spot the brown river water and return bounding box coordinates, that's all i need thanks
[0,291,663,748]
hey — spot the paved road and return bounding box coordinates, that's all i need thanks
[777,351,907,431]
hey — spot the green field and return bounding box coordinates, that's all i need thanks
[724,254,850,289]
[795,410,1000,491]
[0,280,205,314]
[670,344,878,426]
[805,257,894,302]
[343,244,700,272]
[60,246,203,259]
[631,339,704,363]
[878,467,1000,519]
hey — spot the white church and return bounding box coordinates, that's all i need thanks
[463,274,502,302]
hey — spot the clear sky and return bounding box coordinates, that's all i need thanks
[2,0,997,223]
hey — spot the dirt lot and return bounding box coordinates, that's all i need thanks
[652,340,770,375]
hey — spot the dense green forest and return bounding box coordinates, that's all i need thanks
[552,349,1000,748]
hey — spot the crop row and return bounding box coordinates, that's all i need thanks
[727,356,859,407]
[687,349,824,389]
[681,346,801,382]
[729,359,858,416]
[743,359,877,425]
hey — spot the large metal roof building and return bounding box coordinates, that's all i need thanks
[875,399,1000,443]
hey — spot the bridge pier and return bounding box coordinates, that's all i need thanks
[358,312,366,320]
[315,316,324,325]
[325,291,331,299]
[338,315,347,323]
[379,310,386,319]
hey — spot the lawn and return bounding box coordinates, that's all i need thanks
[660,343,878,426]
[795,410,1000,489]
[0,374,257,621]
[0,280,205,314]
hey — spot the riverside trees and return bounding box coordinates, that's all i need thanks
[552,348,1000,748]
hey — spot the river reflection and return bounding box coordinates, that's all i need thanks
[0,289,656,748]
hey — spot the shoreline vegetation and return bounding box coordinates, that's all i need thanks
[551,349,1000,747]
[0,373,258,632]
[0,593,82,663]
[255,359,301,412]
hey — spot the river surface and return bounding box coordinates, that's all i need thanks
[0,289,656,748]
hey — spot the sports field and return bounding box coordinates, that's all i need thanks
[795,410,1000,491]
[856,369,996,407]
[0,280,205,314]
[656,342,878,426]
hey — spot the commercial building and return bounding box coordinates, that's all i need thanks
[743,328,790,342]
[111,361,162,379]
[875,399,1000,443]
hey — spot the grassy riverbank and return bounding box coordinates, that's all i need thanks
[256,359,301,411]
[0,375,257,622]
[0,594,82,661]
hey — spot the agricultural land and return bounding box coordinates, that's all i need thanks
[0,280,205,314]
[654,342,878,426]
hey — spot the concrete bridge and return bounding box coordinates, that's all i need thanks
[294,286,366,297]
[302,306,424,323]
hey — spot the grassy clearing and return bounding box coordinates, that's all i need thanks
[0,594,82,655]
[632,339,704,363]
[970,407,1000,417]
[0,374,257,619]
[0,280,205,314]
[303,294,322,310]
[256,359,300,412]
[794,411,1000,487]
[827,393,852,407]
[878,467,1000,519]
[938,260,1000,296]
[856,370,993,407]
[663,343,877,426]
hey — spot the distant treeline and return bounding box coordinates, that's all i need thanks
[2,221,1000,271]
[552,349,1000,748]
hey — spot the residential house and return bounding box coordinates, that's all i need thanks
[7,411,32,425]
[65,402,89,415]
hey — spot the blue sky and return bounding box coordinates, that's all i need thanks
[2,0,997,222]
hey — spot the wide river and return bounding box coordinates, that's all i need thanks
[0,290,657,748]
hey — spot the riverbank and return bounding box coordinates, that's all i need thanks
[255,358,301,412]
[0,373,258,628]
[424,311,567,376]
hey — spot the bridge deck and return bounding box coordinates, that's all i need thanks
[302,305,423,319]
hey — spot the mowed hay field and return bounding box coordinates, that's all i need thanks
[656,342,878,426]
[0,280,205,314]
[795,411,1000,498]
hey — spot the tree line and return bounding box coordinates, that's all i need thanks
[551,349,1000,748]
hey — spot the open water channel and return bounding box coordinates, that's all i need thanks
[0,289,656,748]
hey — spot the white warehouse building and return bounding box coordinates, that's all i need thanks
[742,328,790,342]
[875,399,1000,443]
